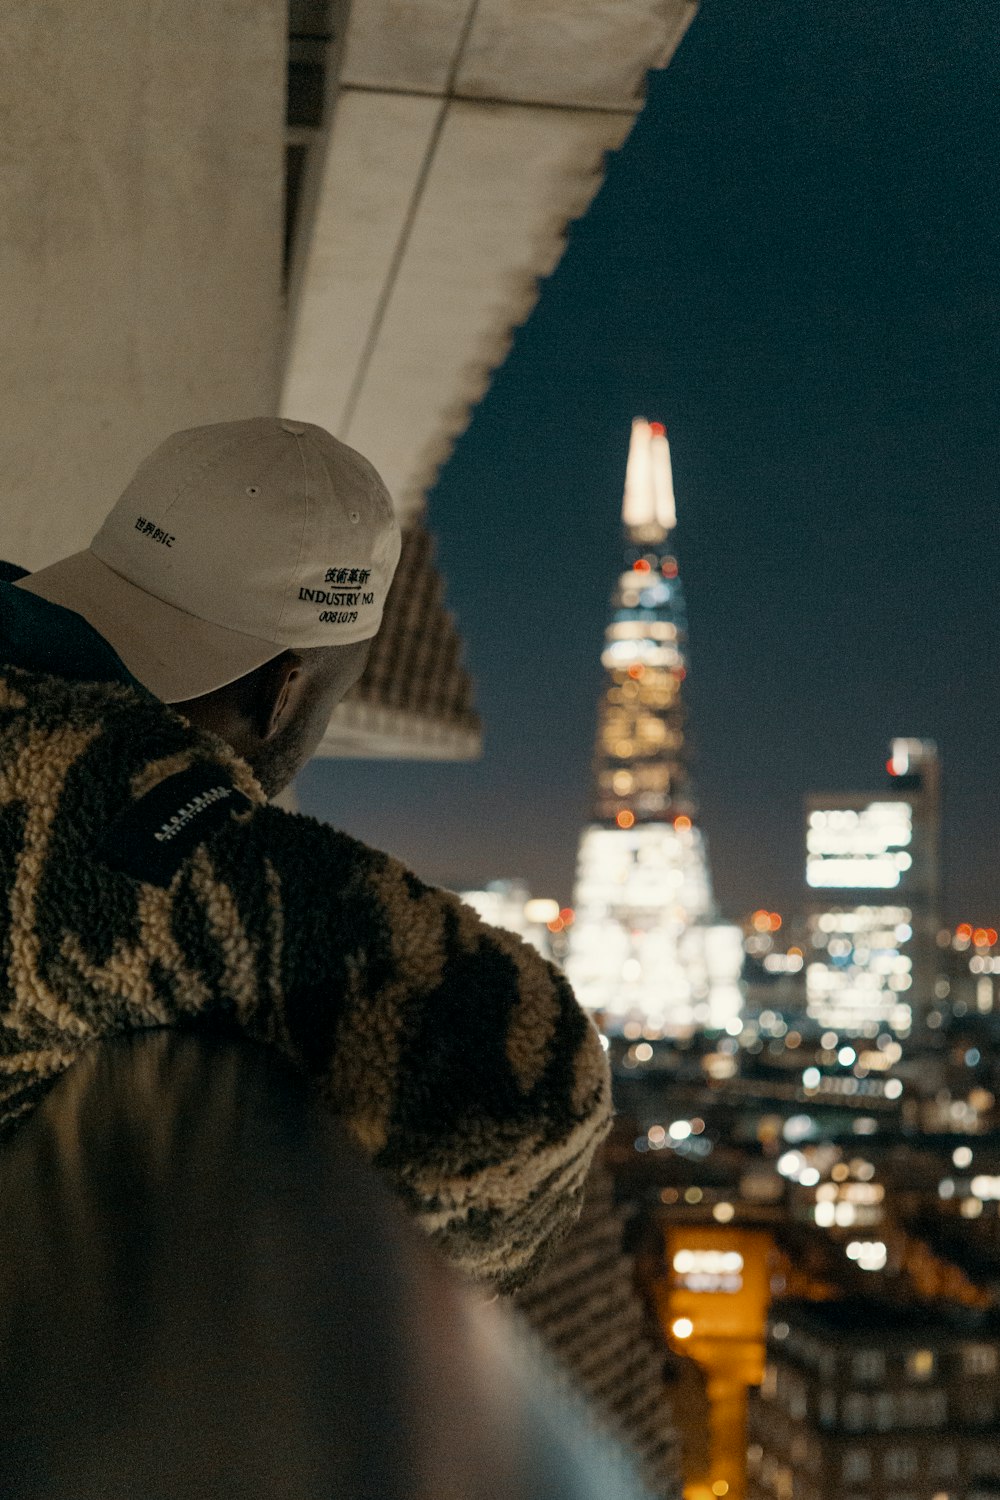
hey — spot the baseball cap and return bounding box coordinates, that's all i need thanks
[15,418,402,703]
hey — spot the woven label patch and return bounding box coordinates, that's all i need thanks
[98,762,253,887]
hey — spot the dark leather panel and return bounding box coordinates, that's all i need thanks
[0,1031,647,1500]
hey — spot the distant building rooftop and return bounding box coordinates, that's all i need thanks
[771,1295,1000,1342]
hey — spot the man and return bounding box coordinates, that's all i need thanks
[0,417,611,1290]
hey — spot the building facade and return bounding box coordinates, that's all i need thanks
[747,1298,1000,1500]
[654,1223,774,1500]
[803,739,941,1039]
[566,419,743,1037]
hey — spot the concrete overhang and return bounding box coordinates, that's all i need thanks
[285,0,697,524]
[290,0,698,757]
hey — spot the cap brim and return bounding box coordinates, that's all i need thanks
[16,550,283,703]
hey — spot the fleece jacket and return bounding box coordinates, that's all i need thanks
[0,565,611,1290]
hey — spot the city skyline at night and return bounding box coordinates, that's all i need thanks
[11,9,1000,1500]
[298,1,1000,927]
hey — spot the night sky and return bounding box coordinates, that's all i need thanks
[300,0,1000,925]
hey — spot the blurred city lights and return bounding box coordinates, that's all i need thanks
[846,1240,887,1271]
[523,898,559,925]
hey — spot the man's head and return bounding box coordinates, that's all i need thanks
[175,639,371,797]
[16,418,401,793]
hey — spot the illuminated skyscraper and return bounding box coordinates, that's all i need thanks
[804,738,941,1038]
[565,419,743,1037]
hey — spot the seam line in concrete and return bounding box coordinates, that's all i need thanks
[338,81,639,120]
[338,0,484,440]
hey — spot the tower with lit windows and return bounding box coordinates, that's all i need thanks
[803,738,941,1038]
[565,419,743,1037]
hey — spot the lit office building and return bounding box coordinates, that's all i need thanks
[804,739,941,1038]
[457,880,563,960]
[652,1224,773,1500]
[747,1298,1000,1500]
[936,922,1000,1022]
[566,419,743,1037]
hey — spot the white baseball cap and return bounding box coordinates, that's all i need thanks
[16,417,402,702]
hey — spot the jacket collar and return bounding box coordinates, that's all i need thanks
[0,561,154,699]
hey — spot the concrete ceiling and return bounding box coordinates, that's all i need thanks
[282,0,697,525]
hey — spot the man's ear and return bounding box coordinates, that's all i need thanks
[250,653,303,741]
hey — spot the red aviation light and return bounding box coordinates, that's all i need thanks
[633,559,652,573]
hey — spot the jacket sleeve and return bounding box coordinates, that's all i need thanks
[184,801,613,1291]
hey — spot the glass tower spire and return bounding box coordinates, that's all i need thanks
[566,420,743,1038]
[592,419,691,828]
